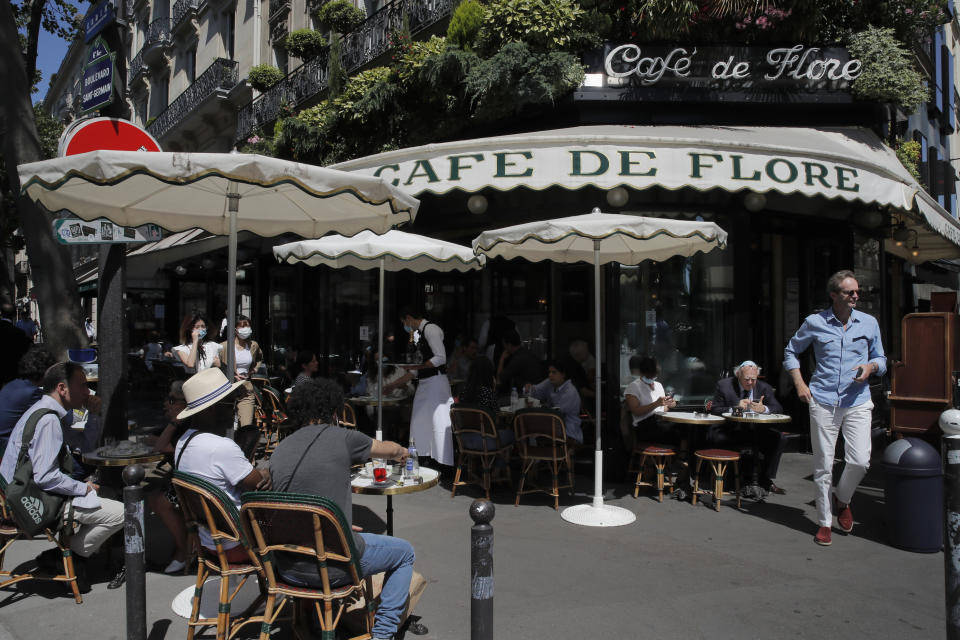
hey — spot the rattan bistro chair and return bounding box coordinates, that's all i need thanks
[337,402,358,429]
[0,479,83,603]
[257,385,289,455]
[449,404,514,499]
[513,408,574,510]
[172,471,265,640]
[241,492,374,640]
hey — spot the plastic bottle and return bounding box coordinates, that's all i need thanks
[405,439,420,482]
[510,387,519,409]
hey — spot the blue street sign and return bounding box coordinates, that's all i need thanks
[81,54,115,113]
[86,36,110,65]
[84,0,114,43]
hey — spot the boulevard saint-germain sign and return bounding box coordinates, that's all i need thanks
[578,44,862,103]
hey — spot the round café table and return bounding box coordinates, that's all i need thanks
[721,412,792,500]
[352,467,439,536]
[81,449,165,468]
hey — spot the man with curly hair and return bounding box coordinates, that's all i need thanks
[271,377,415,640]
[0,346,57,454]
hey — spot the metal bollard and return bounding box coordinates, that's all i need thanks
[123,464,146,640]
[943,373,960,640]
[470,500,494,640]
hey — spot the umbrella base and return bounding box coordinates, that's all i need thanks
[560,502,636,527]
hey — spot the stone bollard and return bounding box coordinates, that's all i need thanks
[470,500,494,640]
[123,464,146,640]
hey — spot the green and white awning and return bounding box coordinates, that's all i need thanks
[333,125,960,262]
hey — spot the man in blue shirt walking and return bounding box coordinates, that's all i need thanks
[784,270,886,547]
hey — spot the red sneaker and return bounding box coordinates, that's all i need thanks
[814,526,832,546]
[834,497,854,533]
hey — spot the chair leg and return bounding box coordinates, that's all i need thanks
[217,573,231,640]
[654,457,666,503]
[482,460,492,500]
[62,549,82,604]
[634,454,647,498]
[551,460,559,511]
[734,461,741,509]
[186,563,208,640]
[451,460,463,498]
[259,594,277,640]
[692,459,703,505]
[515,460,531,506]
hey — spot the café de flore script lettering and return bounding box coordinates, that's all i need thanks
[603,45,861,85]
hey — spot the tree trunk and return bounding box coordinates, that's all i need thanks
[1,0,85,359]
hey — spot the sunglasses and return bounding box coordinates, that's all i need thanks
[839,289,861,296]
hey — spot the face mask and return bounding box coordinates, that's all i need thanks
[197,329,207,340]
[237,327,252,339]
[640,376,656,385]
[402,324,412,334]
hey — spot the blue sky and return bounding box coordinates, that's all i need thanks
[35,28,70,103]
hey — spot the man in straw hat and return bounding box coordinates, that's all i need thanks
[271,377,417,640]
[173,368,271,562]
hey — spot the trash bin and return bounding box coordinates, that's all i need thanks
[882,438,943,553]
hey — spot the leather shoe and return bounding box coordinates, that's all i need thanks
[814,526,832,546]
[107,566,126,590]
[834,496,854,533]
[766,483,786,495]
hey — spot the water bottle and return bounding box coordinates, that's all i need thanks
[405,439,420,482]
[510,387,519,409]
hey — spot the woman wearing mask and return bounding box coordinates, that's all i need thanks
[220,314,263,428]
[169,314,222,373]
[624,354,677,441]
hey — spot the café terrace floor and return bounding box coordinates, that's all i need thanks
[0,433,944,640]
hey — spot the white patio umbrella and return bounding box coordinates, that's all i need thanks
[473,208,727,527]
[273,229,485,439]
[17,150,419,375]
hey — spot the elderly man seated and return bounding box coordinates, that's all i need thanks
[710,360,789,495]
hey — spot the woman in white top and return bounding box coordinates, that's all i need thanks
[219,314,263,428]
[624,355,677,443]
[170,314,222,373]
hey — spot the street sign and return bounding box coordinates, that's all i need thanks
[81,36,115,114]
[59,117,162,156]
[84,0,115,43]
[54,219,163,244]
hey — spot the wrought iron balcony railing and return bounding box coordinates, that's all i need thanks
[235,0,454,142]
[173,0,199,31]
[269,0,290,22]
[128,49,145,84]
[147,58,239,140]
[144,18,172,49]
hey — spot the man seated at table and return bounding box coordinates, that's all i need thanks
[710,360,788,494]
[0,346,56,455]
[173,368,272,562]
[497,330,544,395]
[0,362,124,591]
[270,377,415,640]
[525,358,583,445]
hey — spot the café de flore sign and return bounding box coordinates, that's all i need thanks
[81,36,116,113]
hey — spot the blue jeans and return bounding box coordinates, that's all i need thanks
[359,533,415,638]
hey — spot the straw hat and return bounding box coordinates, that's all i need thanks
[177,368,243,420]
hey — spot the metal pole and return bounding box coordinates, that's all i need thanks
[470,500,494,640]
[226,184,240,380]
[377,257,384,441]
[122,464,146,640]
[593,239,603,508]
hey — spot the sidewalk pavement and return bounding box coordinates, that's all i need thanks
[0,450,945,639]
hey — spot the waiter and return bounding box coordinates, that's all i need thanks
[383,307,454,467]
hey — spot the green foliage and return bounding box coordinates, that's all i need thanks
[333,67,393,122]
[466,41,585,122]
[314,0,366,34]
[328,33,346,98]
[446,0,485,51]
[476,0,585,54]
[238,129,277,155]
[631,0,699,40]
[895,138,923,184]
[284,29,328,61]
[395,36,448,85]
[248,64,285,91]
[33,106,63,160]
[847,27,930,112]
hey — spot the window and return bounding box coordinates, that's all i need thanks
[187,46,197,84]
[225,11,235,60]
[273,46,288,74]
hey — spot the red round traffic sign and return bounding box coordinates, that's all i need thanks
[59,117,162,156]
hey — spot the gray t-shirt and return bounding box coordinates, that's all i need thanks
[269,423,372,581]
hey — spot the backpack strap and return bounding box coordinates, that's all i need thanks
[16,409,71,475]
[174,430,203,470]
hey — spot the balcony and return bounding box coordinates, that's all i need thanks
[269,0,290,23]
[147,58,239,141]
[142,18,172,65]
[172,0,199,35]
[236,0,454,142]
[128,49,145,86]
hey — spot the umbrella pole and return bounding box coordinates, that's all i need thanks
[226,183,239,390]
[377,257,384,441]
[593,240,603,508]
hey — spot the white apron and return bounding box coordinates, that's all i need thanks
[410,374,454,465]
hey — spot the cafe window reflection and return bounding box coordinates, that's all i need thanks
[618,241,734,407]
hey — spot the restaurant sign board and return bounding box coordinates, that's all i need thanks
[578,44,862,104]
[54,219,162,245]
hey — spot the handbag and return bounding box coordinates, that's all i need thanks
[5,408,74,536]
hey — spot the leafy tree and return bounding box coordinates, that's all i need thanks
[1,0,86,355]
[476,0,585,54]
[248,64,285,91]
[446,0,484,51]
[847,26,930,112]
[314,0,365,34]
[284,29,327,61]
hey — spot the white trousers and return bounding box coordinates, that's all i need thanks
[71,498,124,557]
[809,400,873,527]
